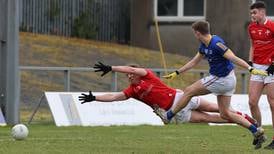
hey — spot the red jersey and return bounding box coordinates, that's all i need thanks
[123,69,176,110]
[248,19,274,65]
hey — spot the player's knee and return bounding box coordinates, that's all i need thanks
[248,97,260,107]
[248,101,259,109]
[219,112,230,120]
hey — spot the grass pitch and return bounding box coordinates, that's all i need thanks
[0,123,273,154]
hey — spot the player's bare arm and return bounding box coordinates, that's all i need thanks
[163,52,204,79]
[248,39,254,62]
[223,49,251,69]
[223,48,267,76]
[79,91,127,104]
[177,52,204,74]
[95,92,127,102]
[112,66,147,76]
[93,61,147,77]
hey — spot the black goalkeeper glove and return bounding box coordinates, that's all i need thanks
[93,61,112,76]
[266,62,274,75]
[78,91,96,104]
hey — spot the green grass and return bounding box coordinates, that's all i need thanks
[0,124,273,154]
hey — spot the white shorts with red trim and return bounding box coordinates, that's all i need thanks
[169,90,200,123]
[201,70,236,96]
[250,63,274,84]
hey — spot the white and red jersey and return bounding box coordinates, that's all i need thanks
[248,19,274,65]
[123,69,176,110]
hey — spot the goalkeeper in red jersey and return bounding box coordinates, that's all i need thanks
[248,1,274,149]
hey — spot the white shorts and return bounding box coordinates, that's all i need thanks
[201,70,236,96]
[169,90,200,123]
[250,63,274,84]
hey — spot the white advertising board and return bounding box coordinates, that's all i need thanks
[45,92,272,126]
[45,92,164,126]
[0,109,6,126]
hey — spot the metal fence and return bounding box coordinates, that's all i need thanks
[20,66,250,94]
[19,0,130,43]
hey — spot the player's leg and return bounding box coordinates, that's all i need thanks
[234,111,258,126]
[217,95,251,127]
[173,96,225,123]
[249,80,264,126]
[264,82,274,149]
[196,98,219,112]
[172,80,210,114]
[217,95,266,149]
[197,98,258,124]
[189,110,228,123]
[248,81,265,147]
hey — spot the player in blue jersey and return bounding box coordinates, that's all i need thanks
[154,20,268,149]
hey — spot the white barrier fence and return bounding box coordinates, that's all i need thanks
[45,92,272,126]
[45,92,164,126]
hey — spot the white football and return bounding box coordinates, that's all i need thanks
[11,124,29,140]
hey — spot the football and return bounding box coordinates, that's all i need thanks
[11,124,29,140]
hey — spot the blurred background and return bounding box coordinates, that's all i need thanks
[1,0,274,123]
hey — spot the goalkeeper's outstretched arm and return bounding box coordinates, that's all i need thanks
[95,92,127,102]
[93,61,147,77]
[79,91,127,104]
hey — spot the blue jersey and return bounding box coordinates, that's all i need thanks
[199,35,234,77]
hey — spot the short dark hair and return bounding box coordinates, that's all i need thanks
[250,1,266,10]
[191,21,210,35]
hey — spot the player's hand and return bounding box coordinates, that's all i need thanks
[78,91,96,104]
[249,67,267,76]
[162,71,179,80]
[93,61,112,76]
[266,62,274,75]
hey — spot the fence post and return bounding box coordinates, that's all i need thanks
[241,72,248,94]
[64,70,70,91]
[155,71,161,78]
[199,72,204,78]
[111,71,118,92]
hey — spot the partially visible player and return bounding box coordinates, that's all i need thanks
[248,1,274,149]
[79,62,257,125]
[154,20,267,149]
